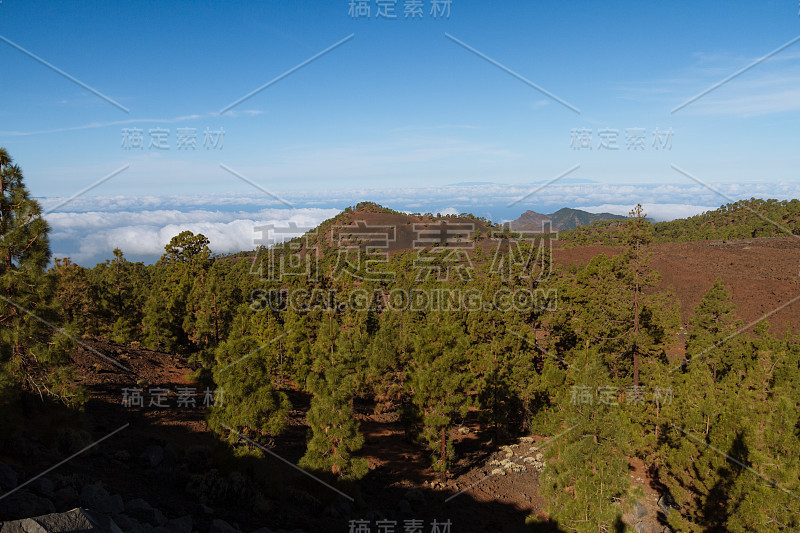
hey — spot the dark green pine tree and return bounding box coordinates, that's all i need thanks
[721,327,800,531]
[87,248,148,343]
[300,365,368,480]
[208,333,290,443]
[407,312,472,477]
[143,231,211,353]
[537,342,640,532]
[685,277,743,382]
[0,148,85,408]
[620,204,663,387]
[50,257,98,335]
[466,272,521,442]
[186,261,233,350]
[299,315,368,480]
[365,308,413,412]
[95,248,148,343]
[280,307,313,389]
[658,339,724,531]
[658,281,747,530]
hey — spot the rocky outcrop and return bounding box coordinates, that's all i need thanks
[487,436,546,476]
[0,507,122,533]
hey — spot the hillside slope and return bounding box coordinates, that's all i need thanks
[510,207,626,232]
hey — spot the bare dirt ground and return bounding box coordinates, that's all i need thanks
[555,236,800,336]
[2,340,536,532]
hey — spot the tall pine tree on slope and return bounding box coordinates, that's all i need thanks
[0,148,84,409]
[537,342,639,532]
[143,231,211,353]
[299,314,368,480]
[406,311,473,476]
[656,281,800,530]
[208,333,290,443]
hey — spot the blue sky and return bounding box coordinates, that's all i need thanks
[1,1,799,264]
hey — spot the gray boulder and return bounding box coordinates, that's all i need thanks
[123,500,164,527]
[111,513,139,532]
[0,507,120,533]
[397,499,411,515]
[0,490,55,521]
[53,487,80,512]
[165,515,191,533]
[634,522,660,533]
[633,500,648,520]
[80,485,124,515]
[657,493,677,513]
[29,478,55,499]
[0,463,17,492]
[138,447,163,469]
[209,519,240,533]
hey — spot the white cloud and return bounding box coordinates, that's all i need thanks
[580,203,718,222]
[47,207,339,265]
[617,49,800,117]
[41,181,800,265]
[0,110,263,136]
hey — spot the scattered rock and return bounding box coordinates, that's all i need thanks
[397,499,412,514]
[633,500,648,520]
[125,498,165,526]
[139,445,164,468]
[113,450,132,463]
[322,505,340,518]
[657,494,677,514]
[0,489,55,520]
[0,508,123,533]
[166,514,192,533]
[4,435,35,461]
[0,462,18,491]
[29,477,55,499]
[634,522,660,533]
[54,486,80,511]
[210,518,240,533]
[112,513,141,532]
[323,495,353,518]
[162,443,178,466]
[80,483,125,515]
[56,429,96,456]
[403,488,425,506]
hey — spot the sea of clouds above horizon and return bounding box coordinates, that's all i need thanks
[37,181,800,266]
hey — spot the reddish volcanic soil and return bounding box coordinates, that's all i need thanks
[554,236,800,335]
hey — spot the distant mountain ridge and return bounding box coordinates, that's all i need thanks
[509,208,627,232]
